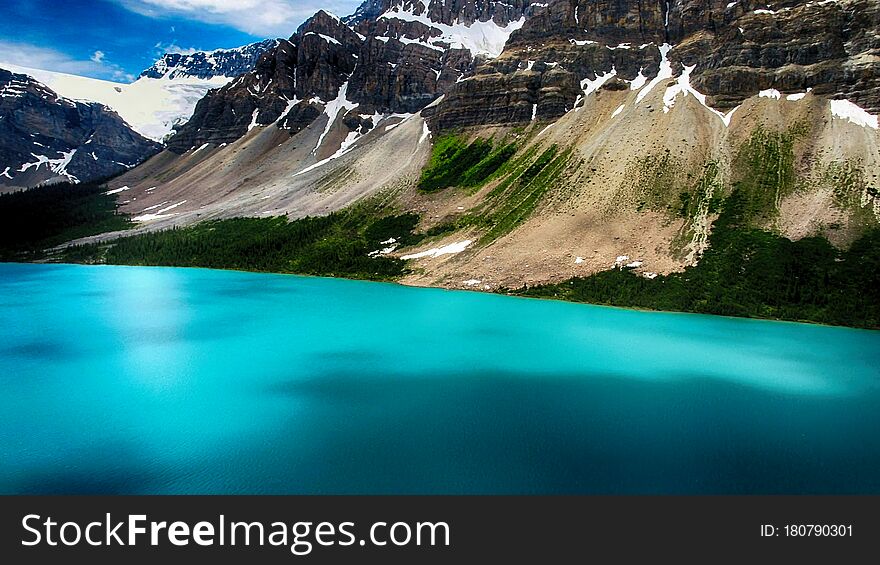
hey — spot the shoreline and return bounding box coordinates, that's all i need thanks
[3,260,877,333]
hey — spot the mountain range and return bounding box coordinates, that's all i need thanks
[1,0,878,306]
[0,39,278,188]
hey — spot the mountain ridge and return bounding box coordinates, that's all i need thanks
[139,39,282,80]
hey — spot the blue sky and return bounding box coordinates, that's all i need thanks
[0,0,363,82]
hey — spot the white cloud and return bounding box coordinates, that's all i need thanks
[0,41,106,75]
[112,69,137,82]
[113,0,363,37]
[154,42,199,55]
[0,41,133,83]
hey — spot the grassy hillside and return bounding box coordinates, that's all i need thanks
[419,134,517,192]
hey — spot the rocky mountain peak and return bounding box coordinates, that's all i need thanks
[344,0,390,25]
[167,0,879,161]
[168,0,544,152]
[298,9,365,53]
[139,39,281,80]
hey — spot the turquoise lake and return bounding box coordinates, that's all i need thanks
[1,262,879,494]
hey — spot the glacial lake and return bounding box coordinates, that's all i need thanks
[1,262,879,494]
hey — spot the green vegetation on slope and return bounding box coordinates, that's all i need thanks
[513,189,880,329]
[0,180,133,260]
[630,148,681,215]
[630,123,803,231]
[65,205,424,281]
[416,138,571,243]
[467,145,571,243]
[419,135,517,192]
[819,159,879,229]
[731,125,802,225]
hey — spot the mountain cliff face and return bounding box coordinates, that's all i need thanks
[167,2,544,153]
[0,69,161,188]
[425,0,880,129]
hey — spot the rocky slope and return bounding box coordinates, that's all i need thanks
[0,69,161,189]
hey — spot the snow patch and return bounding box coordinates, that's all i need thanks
[401,240,472,260]
[295,130,360,177]
[368,237,400,257]
[829,99,879,129]
[133,200,187,221]
[396,35,445,52]
[759,88,781,100]
[17,149,78,181]
[661,64,739,126]
[635,44,673,104]
[248,109,262,131]
[628,69,648,90]
[303,32,341,46]
[275,96,301,128]
[580,67,617,98]
[419,120,431,145]
[139,200,169,212]
[785,89,811,101]
[312,81,359,154]
[611,104,625,118]
[379,7,525,58]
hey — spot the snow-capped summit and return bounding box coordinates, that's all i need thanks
[140,39,280,81]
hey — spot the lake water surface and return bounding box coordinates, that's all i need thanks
[1,263,878,494]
